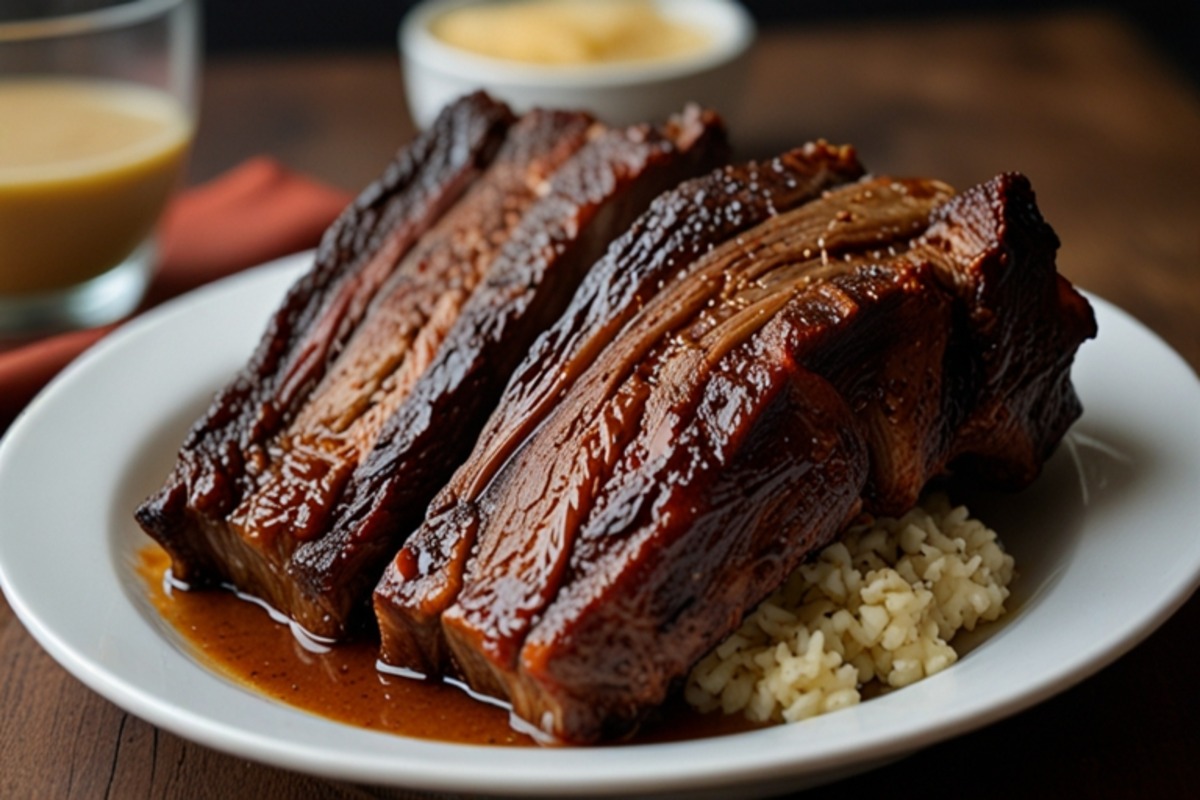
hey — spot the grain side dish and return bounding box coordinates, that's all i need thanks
[686,494,1014,723]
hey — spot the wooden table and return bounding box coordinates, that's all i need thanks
[2,9,1197,798]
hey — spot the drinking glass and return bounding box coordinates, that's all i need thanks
[0,0,200,336]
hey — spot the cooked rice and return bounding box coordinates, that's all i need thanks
[685,493,1014,724]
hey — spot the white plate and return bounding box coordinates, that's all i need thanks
[1,252,1198,798]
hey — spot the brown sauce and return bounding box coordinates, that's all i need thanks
[135,546,760,746]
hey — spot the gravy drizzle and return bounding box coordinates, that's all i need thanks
[135,545,757,746]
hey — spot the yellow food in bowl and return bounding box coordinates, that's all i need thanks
[430,0,710,65]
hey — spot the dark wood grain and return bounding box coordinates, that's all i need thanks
[189,52,412,191]
[2,9,1197,799]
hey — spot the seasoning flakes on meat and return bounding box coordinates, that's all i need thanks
[375,154,1096,744]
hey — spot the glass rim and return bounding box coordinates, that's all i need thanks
[0,0,192,43]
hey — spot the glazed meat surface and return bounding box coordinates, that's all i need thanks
[136,96,728,639]
[376,142,867,673]
[137,92,514,627]
[375,154,1096,743]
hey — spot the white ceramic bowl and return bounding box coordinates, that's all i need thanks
[399,0,755,128]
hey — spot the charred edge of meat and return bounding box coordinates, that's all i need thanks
[915,172,1097,488]
[135,92,515,585]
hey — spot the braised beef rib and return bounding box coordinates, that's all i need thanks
[374,153,1096,744]
[136,95,729,640]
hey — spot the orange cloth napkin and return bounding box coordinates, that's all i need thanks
[0,158,353,433]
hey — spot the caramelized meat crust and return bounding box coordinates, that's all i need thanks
[137,91,515,608]
[136,96,728,639]
[375,163,1095,743]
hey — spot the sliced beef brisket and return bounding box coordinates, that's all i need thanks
[136,98,729,639]
[375,159,1095,743]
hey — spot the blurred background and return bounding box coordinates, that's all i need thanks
[205,0,1196,86]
